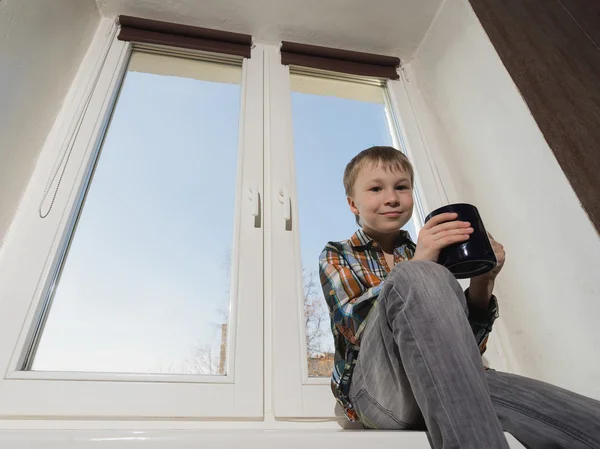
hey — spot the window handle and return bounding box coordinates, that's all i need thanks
[284,195,291,222]
[249,186,260,218]
[278,190,291,222]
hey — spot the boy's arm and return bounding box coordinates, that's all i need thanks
[465,233,504,354]
[465,289,499,354]
[319,246,383,343]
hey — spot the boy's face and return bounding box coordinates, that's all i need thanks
[347,163,414,236]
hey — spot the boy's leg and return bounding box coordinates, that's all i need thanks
[487,370,600,448]
[349,260,509,449]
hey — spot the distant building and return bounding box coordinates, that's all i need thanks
[219,324,228,375]
[307,352,334,378]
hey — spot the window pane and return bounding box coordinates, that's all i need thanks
[290,74,418,377]
[30,52,242,375]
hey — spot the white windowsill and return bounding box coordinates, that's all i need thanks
[0,429,525,448]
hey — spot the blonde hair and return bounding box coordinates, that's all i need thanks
[343,146,414,226]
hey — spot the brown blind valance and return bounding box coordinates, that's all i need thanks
[281,41,400,80]
[118,16,252,58]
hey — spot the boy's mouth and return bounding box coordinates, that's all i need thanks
[381,211,402,217]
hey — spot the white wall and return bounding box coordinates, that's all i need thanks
[0,0,100,247]
[405,0,600,398]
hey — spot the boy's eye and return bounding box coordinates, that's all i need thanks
[396,185,408,191]
[369,187,382,192]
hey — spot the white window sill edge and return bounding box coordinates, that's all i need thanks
[0,429,525,448]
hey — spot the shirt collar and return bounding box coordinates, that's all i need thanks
[349,228,412,249]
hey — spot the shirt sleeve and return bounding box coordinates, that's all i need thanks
[319,246,383,345]
[465,290,500,355]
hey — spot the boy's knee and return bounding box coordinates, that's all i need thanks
[383,260,464,311]
[387,260,453,287]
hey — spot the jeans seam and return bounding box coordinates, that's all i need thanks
[353,388,411,429]
[394,284,462,445]
[351,390,379,429]
[491,395,598,448]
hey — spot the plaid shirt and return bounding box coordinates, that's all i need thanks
[318,228,499,422]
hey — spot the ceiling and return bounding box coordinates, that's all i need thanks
[96,0,444,60]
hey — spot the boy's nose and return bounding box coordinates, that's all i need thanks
[384,193,400,206]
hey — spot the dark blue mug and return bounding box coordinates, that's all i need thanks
[424,203,497,279]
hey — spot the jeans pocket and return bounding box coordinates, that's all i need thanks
[351,388,411,430]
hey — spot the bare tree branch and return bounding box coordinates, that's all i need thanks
[303,269,334,377]
[183,343,220,375]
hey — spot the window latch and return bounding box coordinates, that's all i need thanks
[278,190,292,224]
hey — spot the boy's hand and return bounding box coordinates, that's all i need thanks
[471,233,505,283]
[413,212,473,262]
[468,233,505,308]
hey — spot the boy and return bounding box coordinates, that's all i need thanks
[319,146,600,448]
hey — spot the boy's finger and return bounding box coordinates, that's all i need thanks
[423,212,458,229]
[436,233,471,247]
[433,227,474,240]
[430,220,471,235]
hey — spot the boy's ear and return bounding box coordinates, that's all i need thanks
[347,197,359,216]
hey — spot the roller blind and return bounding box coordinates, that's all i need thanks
[118,15,252,58]
[281,41,400,79]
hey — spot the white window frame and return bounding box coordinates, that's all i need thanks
[266,45,446,418]
[0,19,265,419]
[0,23,449,421]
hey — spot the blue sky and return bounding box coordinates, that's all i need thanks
[292,91,417,356]
[292,91,417,275]
[33,64,418,374]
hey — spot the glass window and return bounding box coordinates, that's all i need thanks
[28,52,242,375]
[290,73,419,377]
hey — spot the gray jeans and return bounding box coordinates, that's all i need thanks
[349,260,600,449]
